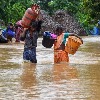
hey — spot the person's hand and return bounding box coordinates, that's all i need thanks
[20,28,28,37]
[24,28,28,31]
[37,11,43,21]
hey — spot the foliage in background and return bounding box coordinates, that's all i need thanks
[48,0,100,30]
[0,0,100,31]
[0,0,34,25]
[48,0,80,15]
[76,0,100,30]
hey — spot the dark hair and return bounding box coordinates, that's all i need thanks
[56,26,63,31]
[30,20,43,33]
[8,22,13,26]
[55,25,63,35]
[30,21,38,28]
[6,22,14,32]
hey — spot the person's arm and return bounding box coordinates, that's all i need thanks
[36,11,43,33]
[63,32,83,44]
[68,33,83,44]
[36,20,43,33]
[20,28,27,41]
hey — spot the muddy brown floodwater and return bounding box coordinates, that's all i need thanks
[0,36,100,100]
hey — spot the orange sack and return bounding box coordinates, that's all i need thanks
[21,4,40,28]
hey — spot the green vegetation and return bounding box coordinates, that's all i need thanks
[0,0,100,31]
[0,0,34,24]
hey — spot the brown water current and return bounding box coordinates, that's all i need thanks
[0,36,100,100]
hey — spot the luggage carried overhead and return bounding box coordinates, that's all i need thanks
[21,4,40,28]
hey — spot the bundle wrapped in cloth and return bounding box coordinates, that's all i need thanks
[21,4,40,28]
[42,31,57,48]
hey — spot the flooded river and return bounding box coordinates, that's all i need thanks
[0,36,100,100]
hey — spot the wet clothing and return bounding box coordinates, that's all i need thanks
[54,33,69,63]
[24,30,38,48]
[20,30,38,63]
[54,50,69,63]
[20,20,42,63]
[23,47,37,63]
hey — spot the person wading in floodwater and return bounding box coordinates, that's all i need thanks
[54,25,83,63]
[20,20,42,63]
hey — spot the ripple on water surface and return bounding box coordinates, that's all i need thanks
[0,37,100,100]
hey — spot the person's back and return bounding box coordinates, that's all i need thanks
[20,20,42,63]
[24,29,38,49]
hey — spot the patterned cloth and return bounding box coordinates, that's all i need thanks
[54,50,69,63]
[54,33,69,63]
[20,30,38,48]
[23,47,37,63]
[21,30,38,63]
[24,30,38,49]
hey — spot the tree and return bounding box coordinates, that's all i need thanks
[0,0,34,25]
[76,0,100,30]
[48,0,80,14]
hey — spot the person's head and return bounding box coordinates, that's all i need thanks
[15,24,22,29]
[30,21,38,32]
[55,25,63,36]
[8,22,13,28]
